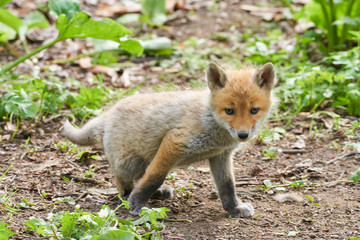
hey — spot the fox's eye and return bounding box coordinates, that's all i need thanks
[225,108,235,115]
[250,108,259,114]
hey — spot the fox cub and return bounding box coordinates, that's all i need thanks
[63,62,277,217]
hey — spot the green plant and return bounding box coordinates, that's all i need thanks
[305,195,320,206]
[284,180,306,189]
[259,179,279,190]
[174,184,194,199]
[348,168,360,182]
[0,163,18,213]
[298,0,360,52]
[153,82,178,92]
[23,199,169,239]
[0,221,17,240]
[0,2,49,50]
[83,164,96,178]
[166,172,177,180]
[276,60,360,116]
[141,0,167,26]
[56,141,77,153]
[257,126,286,144]
[0,90,38,120]
[0,0,143,74]
[261,146,277,159]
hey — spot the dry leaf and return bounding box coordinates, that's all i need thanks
[95,3,141,17]
[292,138,306,149]
[321,118,333,129]
[274,193,304,203]
[79,57,93,69]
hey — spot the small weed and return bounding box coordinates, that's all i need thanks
[261,146,277,159]
[17,198,36,209]
[41,191,48,201]
[189,79,205,88]
[56,141,77,153]
[48,196,76,207]
[346,142,360,153]
[83,164,96,178]
[284,180,306,189]
[348,168,360,182]
[174,184,194,199]
[0,221,17,239]
[153,82,178,92]
[305,195,320,207]
[0,163,18,213]
[166,172,177,180]
[259,179,279,190]
[257,126,286,144]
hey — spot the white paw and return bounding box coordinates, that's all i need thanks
[230,202,254,218]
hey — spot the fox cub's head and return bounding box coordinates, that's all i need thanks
[207,62,277,141]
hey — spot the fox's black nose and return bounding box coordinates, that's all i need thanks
[238,131,249,139]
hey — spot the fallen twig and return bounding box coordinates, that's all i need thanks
[326,151,358,164]
[60,173,99,184]
[163,218,192,223]
[281,149,308,154]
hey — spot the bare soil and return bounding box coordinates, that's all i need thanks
[1,1,359,239]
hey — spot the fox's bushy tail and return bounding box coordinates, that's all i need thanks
[62,117,104,146]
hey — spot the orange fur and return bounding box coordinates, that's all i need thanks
[211,68,272,132]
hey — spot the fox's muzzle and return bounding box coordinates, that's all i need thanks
[237,131,249,139]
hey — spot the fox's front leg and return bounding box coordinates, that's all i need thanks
[128,132,181,215]
[209,151,254,218]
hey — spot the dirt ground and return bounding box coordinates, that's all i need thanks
[1,0,360,239]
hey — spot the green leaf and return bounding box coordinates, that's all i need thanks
[23,218,53,236]
[48,0,82,20]
[305,195,314,203]
[0,91,38,119]
[56,13,130,41]
[141,37,172,56]
[73,87,106,110]
[0,0,12,8]
[348,168,360,182]
[0,22,16,42]
[141,0,167,26]
[116,13,141,25]
[55,12,143,55]
[19,11,49,42]
[119,39,144,56]
[0,9,23,33]
[90,230,140,240]
[23,11,49,30]
[0,222,17,240]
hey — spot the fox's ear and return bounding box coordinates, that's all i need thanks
[206,62,229,91]
[253,62,277,91]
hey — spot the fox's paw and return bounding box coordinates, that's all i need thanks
[128,197,145,216]
[228,202,254,218]
[151,186,173,200]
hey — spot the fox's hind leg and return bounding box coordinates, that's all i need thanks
[115,176,134,197]
[151,186,173,200]
[128,131,182,215]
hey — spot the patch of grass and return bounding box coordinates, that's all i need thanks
[0,163,18,213]
[153,82,178,92]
